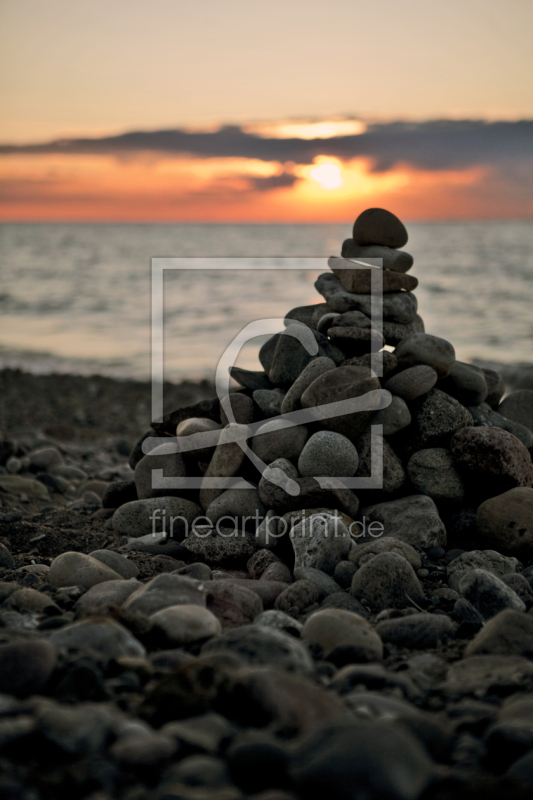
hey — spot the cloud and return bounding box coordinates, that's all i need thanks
[1,119,531,173]
[248,172,299,191]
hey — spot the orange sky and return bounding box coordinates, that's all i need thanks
[1,1,532,222]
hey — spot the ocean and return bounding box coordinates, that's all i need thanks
[0,221,532,384]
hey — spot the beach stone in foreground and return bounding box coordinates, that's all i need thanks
[447,550,519,593]
[464,609,533,657]
[348,536,421,569]
[352,207,409,248]
[205,581,263,628]
[372,395,411,436]
[48,551,122,590]
[411,389,473,448]
[376,613,456,649]
[89,549,139,579]
[251,419,308,464]
[281,357,336,414]
[394,333,455,378]
[50,618,146,659]
[439,361,488,406]
[150,605,222,645]
[123,573,206,616]
[458,568,526,619]
[112,497,203,538]
[444,655,533,696]
[476,487,533,557]
[75,578,141,609]
[350,552,425,611]
[364,495,447,549]
[134,443,187,499]
[298,430,359,477]
[201,625,314,674]
[291,514,352,575]
[0,640,57,697]
[302,608,383,663]
[291,720,434,800]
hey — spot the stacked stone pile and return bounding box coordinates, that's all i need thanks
[1,208,533,798]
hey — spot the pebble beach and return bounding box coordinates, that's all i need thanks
[1,208,533,800]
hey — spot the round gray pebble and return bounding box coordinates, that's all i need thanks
[298,431,359,478]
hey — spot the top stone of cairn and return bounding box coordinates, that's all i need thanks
[353,207,408,249]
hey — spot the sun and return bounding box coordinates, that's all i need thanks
[309,162,343,190]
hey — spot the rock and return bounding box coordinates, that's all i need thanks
[150,605,222,645]
[409,388,474,448]
[468,404,533,451]
[0,475,49,499]
[75,578,141,609]
[202,625,314,674]
[268,325,340,386]
[383,365,438,402]
[501,573,533,608]
[355,431,407,495]
[352,208,409,248]
[459,569,526,619]
[274,580,321,616]
[329,259,418,294]
[285,302,329,329]
[363,495,447,549]
[29,447,62,471]
[253,388,285,418]
[255,507,283,549]
[406,448,465,504]
[376,613,456,649]
[451,427,533,493]
[327,325,385,357]
[255,609,303,636]
[251,419,308,464]
[300,365,381,440]
[200,424,249,508]
[382,315,426,347]
[321,592,370,617]
[0,542,15,569]
[439,361,488,406]
[113,496,203,539]
[102,479,138,509]
[161,712,237,753]
[464,609,533,657]
[302,608,383,663]
[9,587,61,615]
[333,560,358,588]
[341,241,413,272]
[395,333,455,378]
[89,549,139,579]
[50,617,146,659]
[298,431,359,478]
[281,357,336,414]
[447,550,519,593]
[111,729,177,767]
[134,443,188,499]
[174,561,212,580]
[35,701,118,756]
[350,552,426,611]
[220,392,254,425]
[0,640,57,697]
[181,527,260,568]
[344,350,398,378]
[206,481,265,524]
[293,567,342,599]
[259,474,359,519]
[444,654,533,696]
[211,578,286,609]
[477,487,533,558]
[482,368,506,409]
[315,272,418,323]
[372,395,411,436]
[262,562,292,583]
[291,514,352,574]
[290,720,434,800]
[348,537,421,569]
[175,416,222,460]
[48,551,123,590]
[206,581,263,628]
[123,573,206,616]
[248,548,282,579]
[498,389,533,433]
[230,366,273,391]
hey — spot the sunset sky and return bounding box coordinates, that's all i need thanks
[1,0,532,221]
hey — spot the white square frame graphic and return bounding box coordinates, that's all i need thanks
[149,257,391,489]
